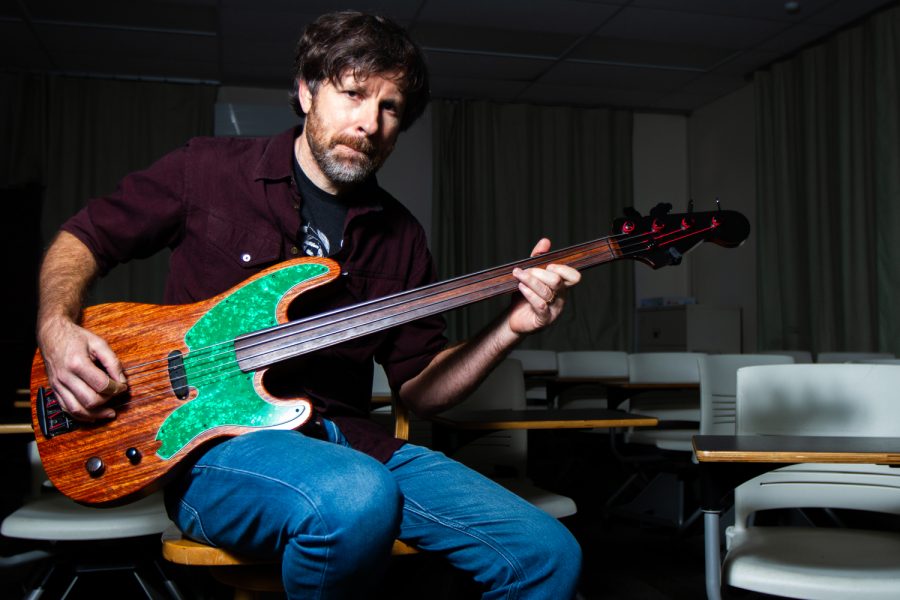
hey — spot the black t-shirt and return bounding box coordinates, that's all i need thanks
[293,156,348,257]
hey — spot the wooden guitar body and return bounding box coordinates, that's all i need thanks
[31,257,340,505]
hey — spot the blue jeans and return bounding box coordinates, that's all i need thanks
[165,424,581,599]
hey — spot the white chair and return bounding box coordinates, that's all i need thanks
[625,352,706,451]
[720,364,900,599]
[815,351,895,363]
[759,349,813,363]
[1,442,178,598]
[555,350,628,409]
[508,349,557,405]
[697,354,795,437]
[605,353,704,529]
[441,358,576,519]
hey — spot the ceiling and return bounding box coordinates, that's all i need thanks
[3,0,896,113]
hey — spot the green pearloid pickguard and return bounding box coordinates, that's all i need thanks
[155,262,330,459]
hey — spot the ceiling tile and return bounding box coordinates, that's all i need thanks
[757,21,837,54]
[0,22,54,70]
[424,50,554,82]
[22,0,217,32]
[806,0,896,26]
[540,60,699,92]
[570,36,735,70]
[418,0,623,35]
[597,6,789,48]
[412,24,577,58]
[630,0,836,22]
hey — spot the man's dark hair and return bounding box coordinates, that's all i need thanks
[289,11,430,131]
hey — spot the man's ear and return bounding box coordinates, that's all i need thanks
[297,78,314,114]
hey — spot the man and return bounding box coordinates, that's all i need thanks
[36,11,582,599]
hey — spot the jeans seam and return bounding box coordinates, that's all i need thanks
[177,498,214,546]
[191,463,331,538]
[402,499,524,599]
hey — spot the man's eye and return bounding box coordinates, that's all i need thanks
[345,90,360,99]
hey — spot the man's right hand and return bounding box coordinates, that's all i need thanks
[38,314,127,422]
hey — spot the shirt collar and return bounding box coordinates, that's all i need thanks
[253,125,386,215]
[253,126,302,182]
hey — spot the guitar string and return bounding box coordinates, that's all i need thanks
[84,224,715,412]
[112,228,641,387]
[106,225,701,408]
[93,224,705,412]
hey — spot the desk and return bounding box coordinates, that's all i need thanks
[433,408,657,430]
[432,408,657,451]
[693,434,900,600]
[0,423,32,435]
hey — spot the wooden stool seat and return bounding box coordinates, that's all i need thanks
[162,525,418,597]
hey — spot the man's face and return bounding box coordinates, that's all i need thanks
[297,70,406,193]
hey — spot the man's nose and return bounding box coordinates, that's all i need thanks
[356,100,380,135]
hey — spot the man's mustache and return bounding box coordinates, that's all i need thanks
[331,134,376,157]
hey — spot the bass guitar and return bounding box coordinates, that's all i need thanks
[32,203,749,505]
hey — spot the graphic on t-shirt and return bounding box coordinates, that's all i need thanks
[301,223,332,257]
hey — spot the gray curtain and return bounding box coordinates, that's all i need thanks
[1,73,217,304]
[755,5,900,355]
[432,100,634,350]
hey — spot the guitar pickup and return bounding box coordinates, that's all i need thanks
[36,387,79,439]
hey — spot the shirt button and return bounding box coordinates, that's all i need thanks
[241,253,251,263]
[290,246,299,255]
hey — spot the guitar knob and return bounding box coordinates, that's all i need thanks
[85,456,105,477]
[125,448,142,465]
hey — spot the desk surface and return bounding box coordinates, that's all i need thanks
[693,434,900,465]
[433,408,658,430]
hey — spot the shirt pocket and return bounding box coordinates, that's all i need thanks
[206,211,282,269]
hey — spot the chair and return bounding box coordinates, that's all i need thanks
[815,351,895,363]
[697,353,795,437]
[721,364,900,599]
[441,358,577,519]
[508,349,558,406]
[759,349,813,363]
[555,350,628,409]
[624,352,706,450]
[1,441,179,599]
[606,352,704,529]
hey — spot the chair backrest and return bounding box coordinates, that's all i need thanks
[759,349,813,363]
[508,349,557,374]
[815,351,896,363]
[443,358,527,475]
[736,364,900,436]
[698,354,794,435]
[732,463,900,534]
[627,352,705,384]
[732,364,900,533]
[556,351,628,379]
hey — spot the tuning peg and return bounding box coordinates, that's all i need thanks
[716,197,721,211]
[650,202,673,218]
[623,206,642,219]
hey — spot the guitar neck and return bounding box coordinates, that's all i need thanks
[234,235,623,371]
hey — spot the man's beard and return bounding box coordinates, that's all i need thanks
[304,106,389,185]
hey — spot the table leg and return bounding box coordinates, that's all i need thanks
[703,511,722,600]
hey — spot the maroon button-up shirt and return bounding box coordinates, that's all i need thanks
[62,127,448,462]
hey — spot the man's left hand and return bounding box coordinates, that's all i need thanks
[508,238,581,336]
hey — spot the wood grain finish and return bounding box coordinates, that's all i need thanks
[432,408,658,430]
[693,435,900,464]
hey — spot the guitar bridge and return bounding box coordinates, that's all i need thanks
[36,387,79,439]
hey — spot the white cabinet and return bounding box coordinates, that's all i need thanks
[636,305,741,353]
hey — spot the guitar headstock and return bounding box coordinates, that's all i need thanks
[612,202,750,269]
